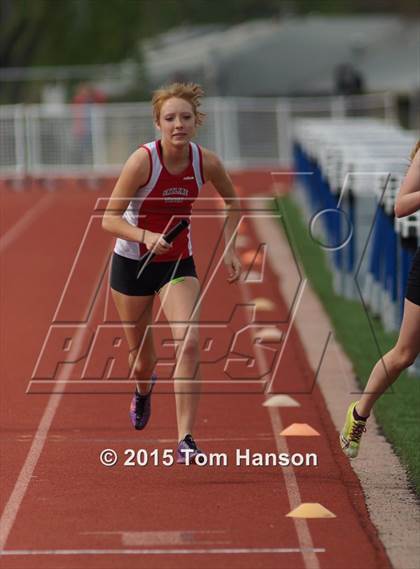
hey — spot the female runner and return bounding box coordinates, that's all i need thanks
[102,83,242,463]
[340,140,420,457]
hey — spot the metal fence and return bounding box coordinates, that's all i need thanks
[0,93,397,179]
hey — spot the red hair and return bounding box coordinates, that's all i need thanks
[152,82,205,126]
[410,139,420,161]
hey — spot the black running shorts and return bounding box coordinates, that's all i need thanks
[110,253,198,296]
[406,248,420,306]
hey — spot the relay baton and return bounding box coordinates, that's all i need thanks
[137,219,190,275]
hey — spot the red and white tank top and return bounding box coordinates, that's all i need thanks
[114,139,205,262]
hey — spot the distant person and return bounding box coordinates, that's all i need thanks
[71,83,106,164]
[340,140,420,458]
[334,63,365,96]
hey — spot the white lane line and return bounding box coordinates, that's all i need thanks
[0,193,53,253]
[0,372,82,551]
[6,435,276,444]
[0,394,62,551]
[82,529,229,547]
[0,547,326,556]
[0,254,108,551]
[239,230,321,569]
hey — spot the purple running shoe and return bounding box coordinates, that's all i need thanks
[176,434,204,464]
[129,373,157,430]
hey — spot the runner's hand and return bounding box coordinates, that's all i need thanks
[224,251,242,283]
[143,230,172,256]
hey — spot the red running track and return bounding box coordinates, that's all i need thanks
[0,176,391,569]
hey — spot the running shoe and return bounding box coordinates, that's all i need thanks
[176,434,204,464]
[340,401,367,458]
[129,373,157,430]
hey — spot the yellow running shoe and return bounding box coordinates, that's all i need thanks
[340,402,367,458]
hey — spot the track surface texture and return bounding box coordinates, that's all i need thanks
[0,176,394,569]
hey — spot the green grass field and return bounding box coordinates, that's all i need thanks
[274,195,420,495]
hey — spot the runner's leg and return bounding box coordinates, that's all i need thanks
[111,289,156,394]
[158,276,201,440]
[356,299,420,417]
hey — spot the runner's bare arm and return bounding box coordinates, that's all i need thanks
[395,150,420,218]
[203,149,242,283]
[102,148,171,254]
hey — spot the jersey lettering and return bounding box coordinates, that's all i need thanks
[114,140,204,262]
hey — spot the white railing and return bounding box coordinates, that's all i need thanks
[0,93,397,179]
[0,105,26,177]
